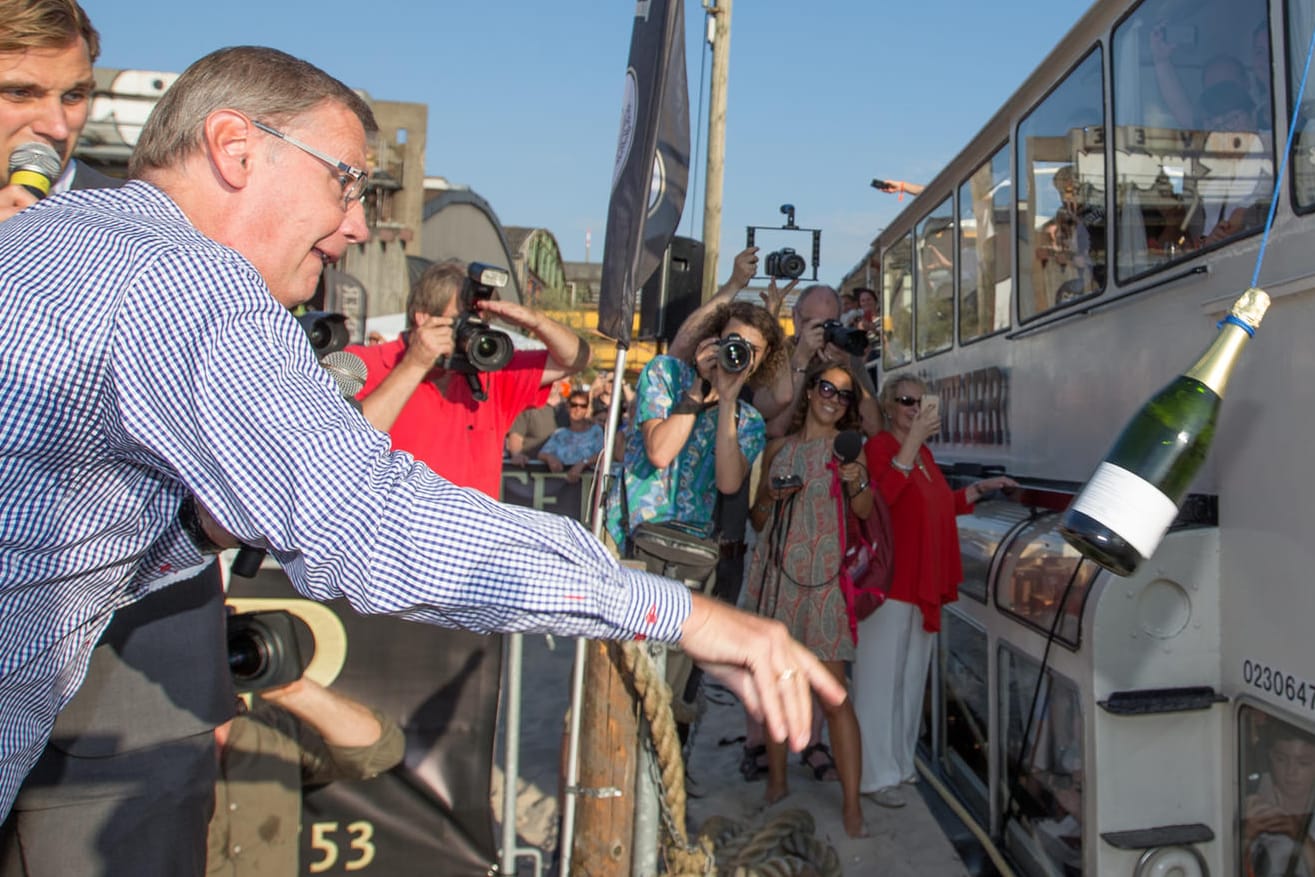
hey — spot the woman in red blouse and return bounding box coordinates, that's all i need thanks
[852,375,1014,808]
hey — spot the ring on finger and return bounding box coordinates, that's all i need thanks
[777,667,797,684]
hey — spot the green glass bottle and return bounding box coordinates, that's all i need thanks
[1059,288,1270,576]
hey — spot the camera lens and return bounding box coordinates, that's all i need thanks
[779,251,806,279]
[467,328,514,372]
[227,626,270,684]
[716,335,752,373]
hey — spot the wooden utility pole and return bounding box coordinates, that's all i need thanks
[700,0,732,301]
[569,641,641,875]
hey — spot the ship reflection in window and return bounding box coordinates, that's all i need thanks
[996,512,1099,647]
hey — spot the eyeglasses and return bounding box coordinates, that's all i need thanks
[814,379,855,405]
[251,119,369,209]
[569,402,590,409]
[895,395,922,407]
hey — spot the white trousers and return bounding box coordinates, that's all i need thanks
[852,598,936,792]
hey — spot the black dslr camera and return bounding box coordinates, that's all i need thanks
[822,319,869,356]
[747,203,821,283]
[227,610,314,693]
[447,262,515,377]
[764,247,807,280]
[715,333,753,373]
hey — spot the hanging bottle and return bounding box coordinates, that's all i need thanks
[1058,287,1270,576]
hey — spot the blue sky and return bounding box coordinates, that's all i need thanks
[84,0,1088,286]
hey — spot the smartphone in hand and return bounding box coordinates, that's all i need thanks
[922,393,940,418]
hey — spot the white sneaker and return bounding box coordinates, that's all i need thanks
[865,786,905,808]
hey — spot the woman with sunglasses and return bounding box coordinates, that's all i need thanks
[853,375,1016,809]
[745,360,872,838]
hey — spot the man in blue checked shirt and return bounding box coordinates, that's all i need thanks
[0,43,845,836]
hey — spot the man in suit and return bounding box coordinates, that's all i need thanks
[0,3,234,875]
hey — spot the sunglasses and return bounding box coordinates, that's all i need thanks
[569,401,590,409]
[814,379,855,405]
[895,395,922,407]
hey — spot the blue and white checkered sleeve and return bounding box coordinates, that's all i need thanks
[111,254,691,642]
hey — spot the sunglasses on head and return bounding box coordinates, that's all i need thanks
[895,395,922,407]
[814,379,855,405]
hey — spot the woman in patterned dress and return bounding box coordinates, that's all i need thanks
[746,360,873,837]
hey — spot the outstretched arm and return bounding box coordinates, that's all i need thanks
[478,300,590,385]
[668,246,760,360]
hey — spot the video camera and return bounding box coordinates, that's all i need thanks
[747,204,821,282]
[446,262,514,383]
[227,610,314,693]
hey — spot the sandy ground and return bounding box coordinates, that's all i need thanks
[493,634,970,876]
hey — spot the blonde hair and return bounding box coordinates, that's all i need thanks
[0,0,98,61]
[878,373,927,425]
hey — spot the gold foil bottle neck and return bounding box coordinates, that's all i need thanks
[1230,287,1271,329]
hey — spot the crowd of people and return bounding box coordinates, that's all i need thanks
[17,0,1290,870]
[0,2,845,875]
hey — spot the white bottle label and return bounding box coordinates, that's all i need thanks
[1070,462,1178,561]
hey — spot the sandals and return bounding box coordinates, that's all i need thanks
[800,742,839,782]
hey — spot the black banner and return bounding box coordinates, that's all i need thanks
[597,0,690,345]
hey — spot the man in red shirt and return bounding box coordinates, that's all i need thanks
[348,259,589,497]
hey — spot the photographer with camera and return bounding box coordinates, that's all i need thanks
[346,258,590,498]
[208,676,404,876]
[755,284,881,438]
[605,300,784,549]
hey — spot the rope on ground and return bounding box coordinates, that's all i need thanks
[618,642,842,877]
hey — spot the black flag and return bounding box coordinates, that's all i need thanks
[597,0,689,345]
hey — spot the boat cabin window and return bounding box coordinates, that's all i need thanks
[999,646,1085,876]
[1018,48,1107,322]
[1111,0,1273,280]
[916,199,956,358]
[995,512,1099,648]
[1238,704,1315,877]
[881,234,915,369]
[1287,2,1315,212]
[958,145,1012,344]
[942,611,990,824]
[958,499,1033,603]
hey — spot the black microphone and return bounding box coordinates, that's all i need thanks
[834,429,864,464]
[8,142,62,198]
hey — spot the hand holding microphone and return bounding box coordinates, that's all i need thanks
[2,141,62,223]
[834,429,870,496]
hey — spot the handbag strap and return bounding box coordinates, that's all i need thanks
[828,457,861,645]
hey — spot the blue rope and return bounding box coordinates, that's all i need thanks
[1253,20,1315,288]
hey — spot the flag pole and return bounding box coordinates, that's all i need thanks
[559,344,629,877]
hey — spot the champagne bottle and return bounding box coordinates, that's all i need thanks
[1058,287,1270,576]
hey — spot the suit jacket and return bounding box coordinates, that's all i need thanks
[68,160,119,191]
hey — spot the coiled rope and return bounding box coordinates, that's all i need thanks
[618,641,841,876]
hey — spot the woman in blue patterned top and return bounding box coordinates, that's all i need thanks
[605,301,785,549]
[538,390,606,483]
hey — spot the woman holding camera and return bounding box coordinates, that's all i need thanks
[745,360,872,838]
[604,301,784,553]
